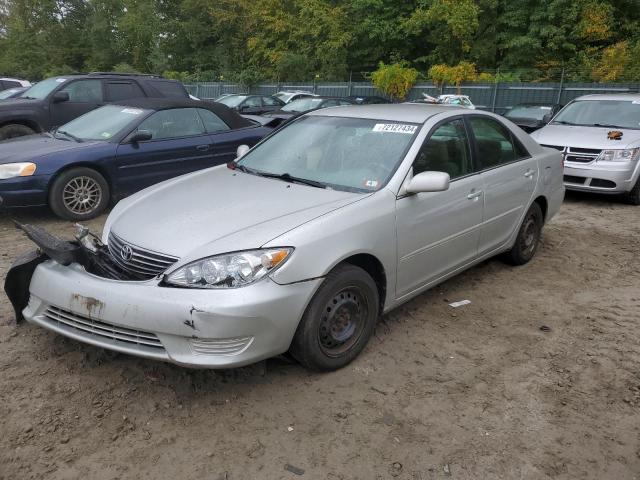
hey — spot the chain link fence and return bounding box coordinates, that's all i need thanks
[186,80,640,113]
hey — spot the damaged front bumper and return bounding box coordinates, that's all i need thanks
[5,225,321,368]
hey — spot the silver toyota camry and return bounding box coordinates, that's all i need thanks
[10,104,564,371]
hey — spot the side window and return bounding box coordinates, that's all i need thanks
[3,80,20,89]
[244,96,262,107]
[469,117,529,168]
[137,108,205,140]
[198,109,230,133]
[60,80,103,103]
[413,118,473,180]
[106,81,144,101]
[262,96,281,106]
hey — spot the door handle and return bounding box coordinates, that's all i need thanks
[196,145,210,151]
[524,169,535,178]
[467,190,483,200]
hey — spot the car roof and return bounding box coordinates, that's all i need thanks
[308,103,461,122]
[575,93,640,102]
[109,97,252,129]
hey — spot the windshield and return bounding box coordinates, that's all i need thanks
[0,88,21,99]
[217,95,247,108]
[282,97,324,112]
[19,77,66,100]
[237,116,419,192]
[505,105,552,121]
[552,100,640,130]
[56,105,149,141]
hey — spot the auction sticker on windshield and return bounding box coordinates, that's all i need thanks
[121,108,143,115]
[372,123,418,134]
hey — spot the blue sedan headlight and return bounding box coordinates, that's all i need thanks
[0,162,36,180]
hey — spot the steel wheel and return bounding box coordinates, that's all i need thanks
[519,214,539,257]
[318,286,369,357]
[62,176,103,215]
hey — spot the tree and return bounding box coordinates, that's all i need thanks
[428,62,478,93]
[371,61,418,101]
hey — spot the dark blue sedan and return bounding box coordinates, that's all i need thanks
[0,98,273,220]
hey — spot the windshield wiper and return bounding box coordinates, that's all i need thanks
[254,171,327,189]
[55,130,83,142]
[550,120,577,126]
[588,123,625,129]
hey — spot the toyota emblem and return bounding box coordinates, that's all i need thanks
[120,244,133,261]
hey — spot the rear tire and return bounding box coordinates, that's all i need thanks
[623,178,640,205]
[49,167,110,221]
[503,202,543,266]
[290,264,379,371]
[0,124,35,141]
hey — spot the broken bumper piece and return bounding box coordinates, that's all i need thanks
[22,260,321,368]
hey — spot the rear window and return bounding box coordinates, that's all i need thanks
[147,80,188,98]
[106,81,145,101]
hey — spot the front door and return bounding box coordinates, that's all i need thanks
[467,116,538,255]
[114,107,213,196]
[395,118,484,299]
[50,79,104,128]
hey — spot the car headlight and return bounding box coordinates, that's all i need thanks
[596,148,640,162]
[0,162,36,180]
[164,248,293,289]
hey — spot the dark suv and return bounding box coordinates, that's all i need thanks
[0,73,189,140]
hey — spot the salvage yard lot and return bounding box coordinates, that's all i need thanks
[0,193,639,479]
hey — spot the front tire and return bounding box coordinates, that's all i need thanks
[49,167,110,221]
[290,264,379,371]
[623,177,640,205]
[0,124,35,141]
[504,202,543,265]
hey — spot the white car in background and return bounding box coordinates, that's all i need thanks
[0,77,31,90]
[273,90,317,104]
[437,95,476,109]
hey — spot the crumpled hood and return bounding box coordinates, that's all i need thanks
[531,124,640,149]
[0,134,102,164]
[107,166,363,259]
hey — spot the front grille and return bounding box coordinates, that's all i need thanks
[108,232,178,279]
[43,305,165,351]
[565,147,601,164]
[190,336,254,356]
[590,178,616,188]
[564,175,586,184]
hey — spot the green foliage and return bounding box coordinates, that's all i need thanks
[371,62,418,101]
[429,62,478,92]
[0,0,638,83]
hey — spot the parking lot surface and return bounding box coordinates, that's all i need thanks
[1,192,639,479]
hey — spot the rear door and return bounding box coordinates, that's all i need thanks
[395,117,484,299]
[50,79,105,128]
[114,107,213,195]
[467,116,538,255]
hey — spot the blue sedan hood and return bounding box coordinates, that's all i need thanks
[0,134,105,165]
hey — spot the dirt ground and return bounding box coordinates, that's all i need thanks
[0,192,639,480]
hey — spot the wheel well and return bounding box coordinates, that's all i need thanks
[533,195,548,221]
[340,254,387,311]
[0,119,41,132]
[47,164,113,199]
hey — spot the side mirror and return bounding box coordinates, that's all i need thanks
[406,171,450,194]
[542,113,552,124]
[52,91,69,103]
[236,144,250,159]
[129,129,153,143]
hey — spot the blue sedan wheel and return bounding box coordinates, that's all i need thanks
[49,167,110,220]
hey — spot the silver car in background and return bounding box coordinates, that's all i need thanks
[17,104,564,371]
[531,94,640,204]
